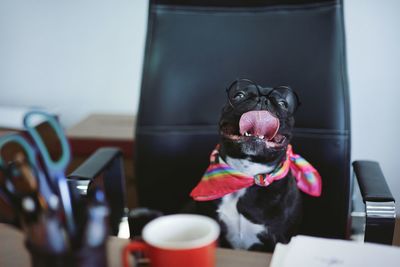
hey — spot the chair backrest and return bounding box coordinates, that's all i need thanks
[134,0,351,239]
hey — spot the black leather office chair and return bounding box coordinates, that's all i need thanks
[65,0,395,244]
[132,0,396,244]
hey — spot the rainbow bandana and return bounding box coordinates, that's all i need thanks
[190,144,322,201]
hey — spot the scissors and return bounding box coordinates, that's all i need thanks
[0,110,75,236]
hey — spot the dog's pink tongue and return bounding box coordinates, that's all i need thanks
[239,111,279,140]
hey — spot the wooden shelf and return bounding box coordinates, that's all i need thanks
[67,114,135,157]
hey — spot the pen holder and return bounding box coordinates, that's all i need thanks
[26,241,108,267]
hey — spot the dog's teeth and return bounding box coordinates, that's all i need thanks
[244,132,251,136]
[258,135,264,139]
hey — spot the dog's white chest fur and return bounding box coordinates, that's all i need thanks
[216,156,275,250]
[217,189,266,250]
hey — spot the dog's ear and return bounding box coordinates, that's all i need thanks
[289,87,301,111]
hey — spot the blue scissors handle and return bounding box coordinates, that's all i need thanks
[23,110,76,236]
[0,133,55,203]
[0,134,37,168]
[23,110,71,181]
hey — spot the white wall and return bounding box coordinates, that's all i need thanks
[344,0,400,215]
[0,1,399,215]
[0,0,148,126]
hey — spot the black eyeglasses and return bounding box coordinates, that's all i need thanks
[226,78,301,116]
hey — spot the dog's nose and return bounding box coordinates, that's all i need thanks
[258,96,270,109]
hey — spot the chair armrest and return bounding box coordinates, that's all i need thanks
[68,147,122,180]
[352,160,396,245]
[68,147,126,235]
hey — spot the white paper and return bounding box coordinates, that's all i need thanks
[270,243,289,267]
[271,235,400,267]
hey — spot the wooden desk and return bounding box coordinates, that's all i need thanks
[0,224,271,267]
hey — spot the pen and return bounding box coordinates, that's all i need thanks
[25,209,70,253]
[83,189,109,247]
[57,176,76,237]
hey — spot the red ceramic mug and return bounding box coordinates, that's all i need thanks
[122,214,220,267]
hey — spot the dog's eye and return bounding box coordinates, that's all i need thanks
[233,92,246,100]
[277,100,288,109]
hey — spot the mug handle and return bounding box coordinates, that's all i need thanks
[122,241,149,267]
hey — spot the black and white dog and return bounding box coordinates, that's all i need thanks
[130,79,321,252]
[190,79,313,252]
